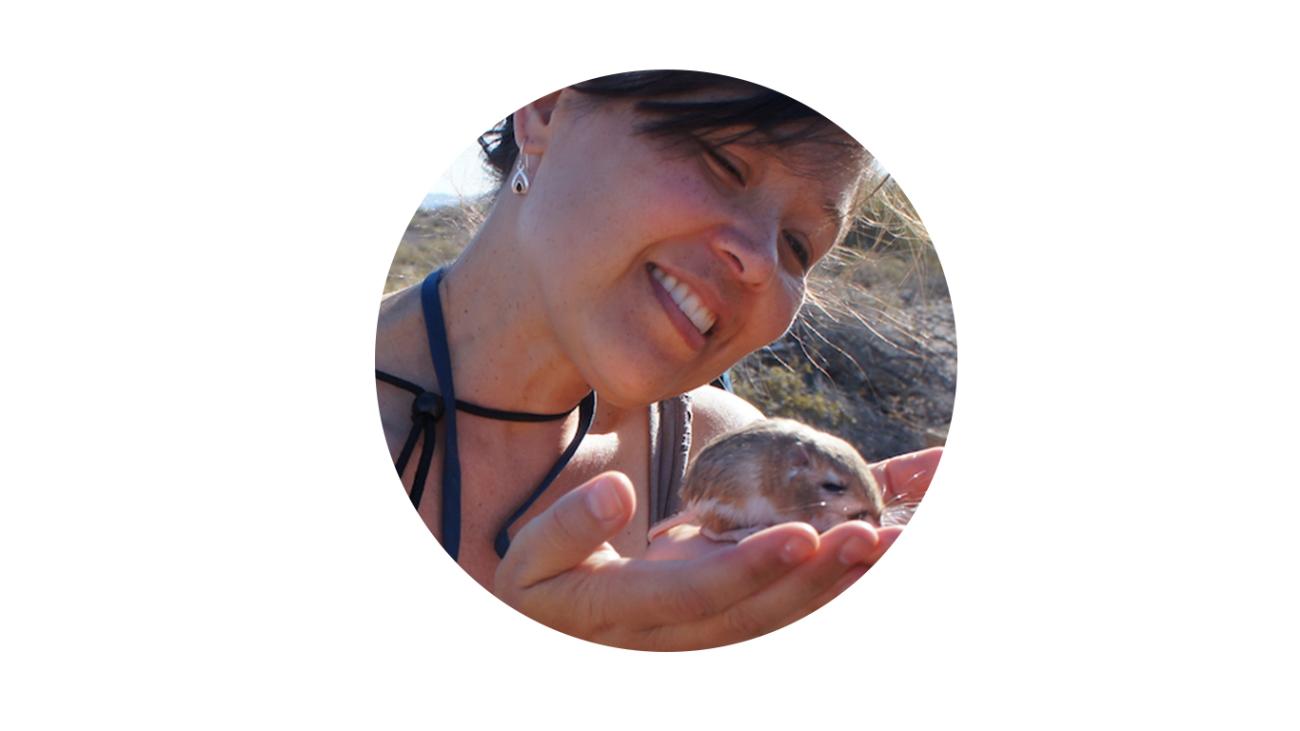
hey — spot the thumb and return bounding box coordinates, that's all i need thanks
[500,472,636,587]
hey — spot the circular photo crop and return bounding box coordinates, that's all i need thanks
[374,70,956,650]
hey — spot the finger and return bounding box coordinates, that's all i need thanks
[801,565,870,621]
[798,524,904,618]
[735,521,883,628]
[641,521,881,650]
[498,472,636,588]
[875,447,943,501]
[873,525,903,559]
[642,524,712,562]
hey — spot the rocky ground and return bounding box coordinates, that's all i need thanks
[730,236,956,462]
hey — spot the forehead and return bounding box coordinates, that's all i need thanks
[787,145,867,216]
[578,94,871,239]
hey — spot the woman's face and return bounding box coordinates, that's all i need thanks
[516,92,864,408]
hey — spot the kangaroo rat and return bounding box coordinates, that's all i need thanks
[649,418,886,542]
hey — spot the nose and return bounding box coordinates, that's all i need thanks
[709,220,779,287]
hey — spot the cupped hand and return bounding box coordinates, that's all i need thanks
[494,472,896,651]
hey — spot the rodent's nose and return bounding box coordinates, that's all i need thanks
[710,222,778,286]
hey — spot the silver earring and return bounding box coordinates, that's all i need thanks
[511,151,530,195]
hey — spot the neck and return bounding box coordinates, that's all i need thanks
[380,201,591,416]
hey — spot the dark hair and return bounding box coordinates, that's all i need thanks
[477,70,870,186]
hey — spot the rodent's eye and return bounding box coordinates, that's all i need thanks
[820,481,847,494]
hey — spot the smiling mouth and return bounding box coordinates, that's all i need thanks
[650,264,717,335]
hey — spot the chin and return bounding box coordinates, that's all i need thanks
[590,376,675,410]
[570,320,722,407]
[583,360,698,410]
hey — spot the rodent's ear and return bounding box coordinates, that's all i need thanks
[789,440,812,469]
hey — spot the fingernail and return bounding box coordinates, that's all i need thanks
[586,479,623,522]
[838,536,875,566]
[781,536,815,565]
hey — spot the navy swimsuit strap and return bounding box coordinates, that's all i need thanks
[376,268,595,562]
[420,270,464,557]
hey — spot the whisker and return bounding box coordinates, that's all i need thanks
[777,500,831,512]
[880,500,919,527]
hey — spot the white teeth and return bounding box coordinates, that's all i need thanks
[671,280,691,303]
[651,266,717,335]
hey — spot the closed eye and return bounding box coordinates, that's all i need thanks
[784,231,811,271]
[703,144,810,272]
[820,481,846,494]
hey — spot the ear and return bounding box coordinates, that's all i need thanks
[512,90,564,156]
[789,440,812,470]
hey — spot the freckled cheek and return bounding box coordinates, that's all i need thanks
[612,166,718,229]
[741,293,802,352]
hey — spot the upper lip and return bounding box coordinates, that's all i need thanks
[650,263,727,335]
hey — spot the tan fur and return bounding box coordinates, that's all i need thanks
[656,418,883,542]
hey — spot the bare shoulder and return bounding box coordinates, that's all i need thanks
[686,385,765,461]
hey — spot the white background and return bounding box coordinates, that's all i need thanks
[3,1,1297,728]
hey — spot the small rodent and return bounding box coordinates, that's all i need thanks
[649,418,886,542]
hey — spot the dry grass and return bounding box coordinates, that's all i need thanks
[729,171,955,459]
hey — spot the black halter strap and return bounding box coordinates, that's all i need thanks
[375,268,596,561]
